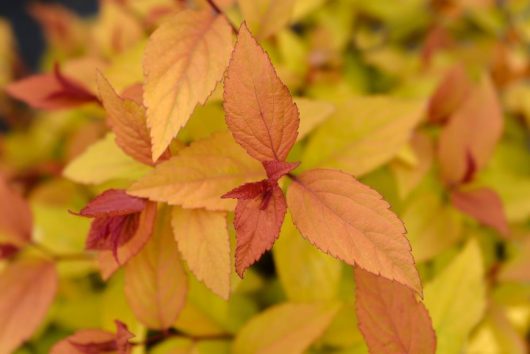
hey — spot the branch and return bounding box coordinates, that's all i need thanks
[205,0,239,33]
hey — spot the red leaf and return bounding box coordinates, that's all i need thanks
[224,23,300,162]
[450,188,509,236]
[222,180,266,200]
[232,181,287,277]
[77,189,146,218]
[52,321,134,354]
[355,267,436,354]
[0,244,18,259]
[263,160,300,180]
[6,63,98,110]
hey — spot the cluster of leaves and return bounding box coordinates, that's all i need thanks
[0,0,529,353]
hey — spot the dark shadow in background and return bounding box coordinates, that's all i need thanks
[0,0,98,71]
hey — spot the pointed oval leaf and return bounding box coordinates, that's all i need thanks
[144,9,233,160]
[232,182,287,277]
[355,267,436,354]
[438,74,503,185]
[233,302,339,354]
[451,187,509,236]
[78,189,146,218]
[0,175,33,246]
[96,73,155,166]
[424,239,486,354]
[171,207,231,299]
[224,23,300,162]
[125,206,188,329]
[287,168,422,295]
[0,260,58,353]
[128,132,265,211]
[302,97,424,177]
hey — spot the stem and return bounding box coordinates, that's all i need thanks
[205,0,239,33]
[30,242,93,262]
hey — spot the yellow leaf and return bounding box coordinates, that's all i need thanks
[129,132,265,211]
[238,0,297,39]
[424,239,486,354]
[302,96,425,177]
[273,214,341,301]
[233,302,339,354]
[401,193,463,263]
[125,206,188,329]
[63,133,152,185]
[171,207,231,299]
[144,9,233,160]
[294,97,335,142]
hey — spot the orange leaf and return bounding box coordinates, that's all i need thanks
[171,207,231,299]
[128,132,265,211]
[6,64,98,110]
[451,187,509,236]
[125,206,188,329]
[143,9,233,160]
[0,175,32,246]
[355,267,436,354]
[0,260,58,353]
[427,64,473,124]
[96,73,154,166]
[98,201,157,280]
[224,23,300,162]
[438,74,503,185]
[230,181,287,277]
[286,169,422,295]
[51,321,134,354]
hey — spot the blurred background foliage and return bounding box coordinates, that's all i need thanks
[0,0,529,353]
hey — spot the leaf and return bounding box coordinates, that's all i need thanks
[5,64,98,110]
[51,321,134,354]
[224,23,300,162]
[144,9,233,160]
[302,97,424,177]
[233,302,339,354]
[294,97,335,142]
[451,187,509,236]
[228,180,287,277]
[128,132,265,211]
[287,169,422,295]
[98,201,158,280]
[438,74,503,185]
[427,64,473,124]
[238,0,297,39]
[402,193,463,263]
[354,267,436,354]
[125,206,187,329]
[0,175,33,246]
[63,133,152,185]
[424,239,486,354]
[96,73,155,166]
[0,259,58,353]
[273,213,342,301]
[171,207,231,299]
[77,189,147,218]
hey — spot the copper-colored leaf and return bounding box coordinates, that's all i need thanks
[263,160,299,180]
[6,64,98,110]
[125,206,187,329]
[0,175,32,246]
[51,321,134,354]
[129,132,265,211]
[451,187,509,236]
[171,207,231,299]
[224,23,300,162]
[227,180,287,277]
[427,64,473,124]
[355,267,436,354]
[144,9,233,160]
[438,74,503,185]
[77,189,146,218]
[96,73,154,166]
[0,260,58,353]
[287,169,422,295]
[98,201,157,280]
